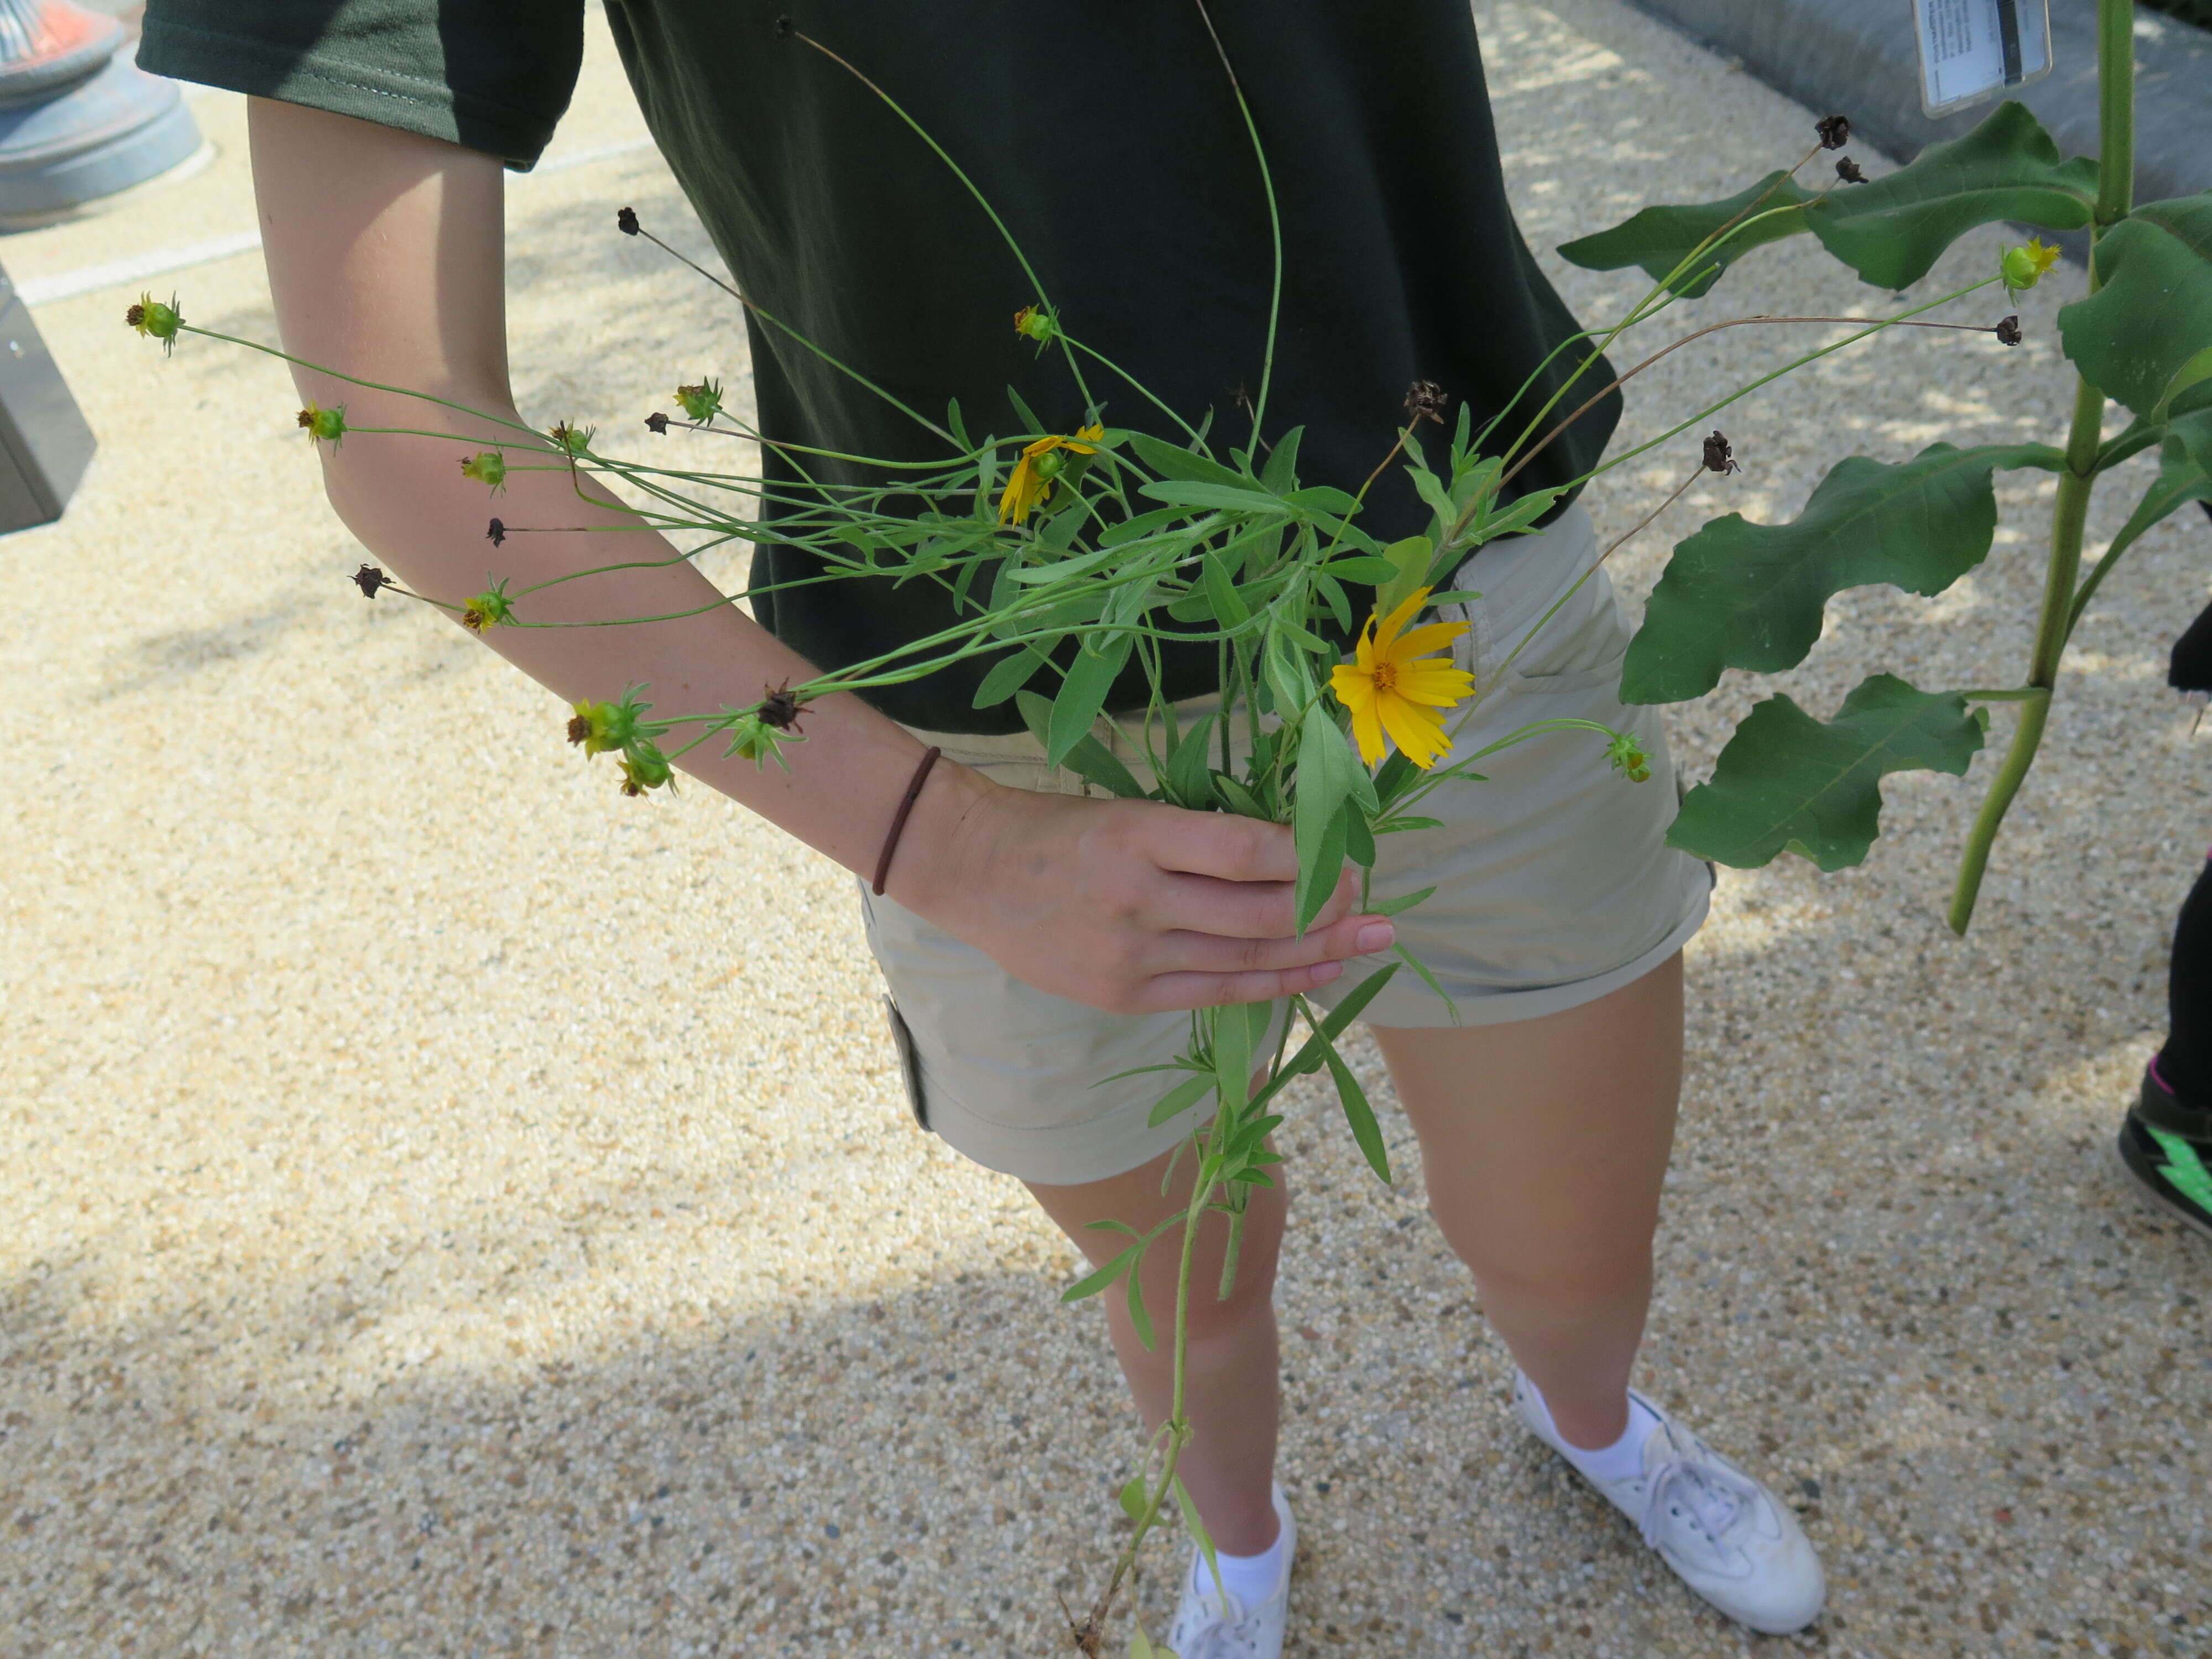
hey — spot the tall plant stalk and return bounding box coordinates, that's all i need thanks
[1948,0,2136,932]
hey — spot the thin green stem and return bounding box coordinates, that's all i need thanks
[787,29,1095,415]
[1947,0,2132,933]
[1946,377,2105,933]
[1187,0,1284,448]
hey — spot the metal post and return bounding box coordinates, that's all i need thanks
[0,0,202,223]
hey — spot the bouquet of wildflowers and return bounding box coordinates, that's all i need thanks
[131,3,2187,1643]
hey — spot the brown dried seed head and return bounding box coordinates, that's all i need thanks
[124,302,146,328]
[351,564,390,598]
[616,206,640,236]
[1836,156,1868,185]
[487,518,507,547]
[1702,430,1741,475]
[644,411,670,434]
[1995,315,2023,346]
[1816,114,1851,150]
[1404,380,1449,424]
[567,716,593,746]
[759,681,809,732]
[296,408,315,429]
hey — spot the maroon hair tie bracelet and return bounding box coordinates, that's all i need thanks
[871,746,943,895]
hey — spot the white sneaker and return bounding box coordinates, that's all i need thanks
[1511,1373,1825,1634]
[1164,1484,1295,1659]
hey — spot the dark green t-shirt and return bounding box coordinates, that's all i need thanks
[140,0,1620,733]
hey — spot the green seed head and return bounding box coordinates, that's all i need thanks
[461,450,508,492]
[461,578,514,633]
[674,379,723,423]
[297,401,348,446]
[126,291,184,354]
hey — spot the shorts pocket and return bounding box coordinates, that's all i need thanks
[1506,635,1630,700]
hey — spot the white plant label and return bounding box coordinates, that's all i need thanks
[1913,0,2054,117]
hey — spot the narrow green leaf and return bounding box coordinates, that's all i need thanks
[1314,570,1354,633]
[1147,1071,1218,1129]
[1558,170,1814,297]
[1086,1218,1141,1237]
[1061,1245,1139,1303]
[1470,485,1566,545]
[1805,101,2096,288]
[1391,941,1459,1022]
[1125,1251,1155,1350]
[1371,749,1422,807]
[1374,534,1436,621]
[2059,194,2212,419]
[1140,479,1289,514]
[1165,713,1217,808]
[1375,815,1447,833]
[1322,1040,1393,1185]
[1263,627,1315,718]
[1004,384,1046,437]
[1047,634,1134,769]
[1623,442,2067,705]
[1281,484,1363,515]
[1202,550,1251,628]
[1343,802,1377,869]
[1212,999,1258,1114]
[1669,674,1989,870]
[1212,773,1270,820]
[972,643,1050,708]
[1062,735,1147,799]
[1171,1475,1221,1599]
[1127,428,1254,491]
[1407,463,1457,526]
[946,397,971,452]
[1322,556,1402,586]
[1295,717,1363,931]
[1368,884,1437,918]
[1013,687,1141,798]
[1254,966,1402,1109]
[1261,425,1306,494]
[1119,1475,1149,1526]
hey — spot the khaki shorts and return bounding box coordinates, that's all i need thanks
[859,503,1711,1186]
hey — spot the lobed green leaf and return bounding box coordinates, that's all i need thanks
[2059,194,2212,419]
[1668,674,1988,870]
[1623,442,2065,705]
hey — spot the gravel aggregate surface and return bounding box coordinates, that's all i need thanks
[3,4,2208,1656]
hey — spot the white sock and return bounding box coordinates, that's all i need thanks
[1521,1373,1658,1485]
[1194,1505,1287,1608]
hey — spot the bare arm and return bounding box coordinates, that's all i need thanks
[247,98,1390,1013]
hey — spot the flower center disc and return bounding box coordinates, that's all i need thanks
[1371,662,1400,693]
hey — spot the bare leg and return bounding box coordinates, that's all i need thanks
[1371,954,1683,1450]
[1026,1143,1286,1556]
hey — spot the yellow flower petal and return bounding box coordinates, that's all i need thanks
[1388,666,1477,707]
[1371,587,1431,652]
[999,453,1042,524]
[1389,619,1469,659]
[1377,695,1451,769]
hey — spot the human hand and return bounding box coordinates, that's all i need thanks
[896,766,1396,1015]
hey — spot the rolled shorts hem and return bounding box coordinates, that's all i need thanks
[1348,867,1710,1031]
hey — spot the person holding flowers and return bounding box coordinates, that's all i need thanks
[138,0,1824,1644]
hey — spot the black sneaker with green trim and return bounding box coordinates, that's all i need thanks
[2119,1067,2212,1245]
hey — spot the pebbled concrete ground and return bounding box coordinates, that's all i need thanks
[2,4,2206,1656]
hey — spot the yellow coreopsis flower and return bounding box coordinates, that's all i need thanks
[997,424,1104,525]
[1328,588,1475,769]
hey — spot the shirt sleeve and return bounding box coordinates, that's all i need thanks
[136,0,586,170]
